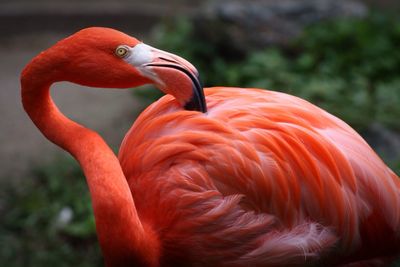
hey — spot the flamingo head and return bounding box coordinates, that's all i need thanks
[31,27,206,112]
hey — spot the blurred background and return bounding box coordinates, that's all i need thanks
[1,0,399,266]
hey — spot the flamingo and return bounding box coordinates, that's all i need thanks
[21,27,400,267]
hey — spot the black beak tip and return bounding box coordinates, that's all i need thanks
[184,74,207,113]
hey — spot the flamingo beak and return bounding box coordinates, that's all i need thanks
[124,43,207,113]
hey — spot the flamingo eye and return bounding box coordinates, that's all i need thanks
[115,45,130,58]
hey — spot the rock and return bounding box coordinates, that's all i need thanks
[195,0,368,52]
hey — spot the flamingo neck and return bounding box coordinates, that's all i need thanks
[21,67,159,267]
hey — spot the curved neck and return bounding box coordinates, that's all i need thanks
[21,74,159,267]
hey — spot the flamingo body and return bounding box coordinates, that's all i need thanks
[21,27,400,267]
[120,87,400,266]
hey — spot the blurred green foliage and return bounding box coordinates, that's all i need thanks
[0,156,102,266]
[2,12,400,267]
[153,14,400,131]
